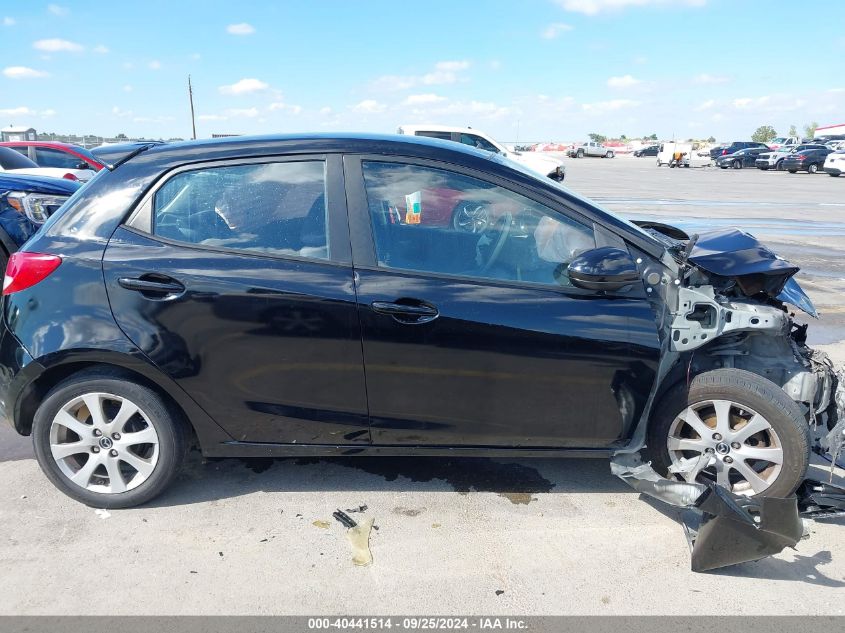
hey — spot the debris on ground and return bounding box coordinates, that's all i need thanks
[312,520,330,529]
[333,510,357,529]
[94,509,111,520]
[345,505,368,513]
[346,517,374,567]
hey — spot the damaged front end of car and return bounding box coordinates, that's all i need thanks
[612,223,845,572]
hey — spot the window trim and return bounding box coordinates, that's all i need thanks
[123,153,351,265]
[343,154,642,297]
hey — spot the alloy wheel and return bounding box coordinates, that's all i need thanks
[666,399,783,495]
[49,392,160,494]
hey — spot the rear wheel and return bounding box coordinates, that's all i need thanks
[788,169,798,173]
[775,160,785,171]
[32,371,188,508]
[808,163,819,174]
[576,149,584,158]
[646,369,809,498]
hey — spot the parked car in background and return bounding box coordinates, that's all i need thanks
[709,141,769,161]
[755,144,827,171]
[0,172,81,269]
[825,140,845,151]
[0,146,90,182]
[782,147,834,174]
[823,150,845,177]
[397,125,565,181]
[716,147,769,169]
[767,137,799,150]
[0,141,105,175]
[633,145,659,157]
[656,142,710,167]
[91,141,166,166]
[0,133,840,518]
[567,141,614,158]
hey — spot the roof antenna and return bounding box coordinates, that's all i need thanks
[188,75,197,140]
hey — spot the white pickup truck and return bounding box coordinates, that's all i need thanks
[566,141,614,158]
[397,124,566,181]
[767,136,800,150]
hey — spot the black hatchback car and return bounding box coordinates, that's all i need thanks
[1,134,841,509]
[782,147,833,174]
[715,147,769,169]
[709,141,768,160]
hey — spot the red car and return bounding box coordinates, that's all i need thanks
[0,141,106,172]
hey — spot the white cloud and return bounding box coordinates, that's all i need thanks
[40,109,56,117]
[693,73,730,85]
[695,99,716,111]
[542,23,574,39]
[352,99,387,114]
[3,17,15,26]
[0,106,35,117]
[112,106,133,118]
[403,93,447,106]
[319,107,333,115]
[148,60,161,70]
[219,78,268,95]
[582,99,640,112]
[607,74,641,88]
[372,60,471,91]
[556,0,706,15]
[123,85,133,92]
[268,102,303,115]
[93,44,109,54]
[33,38,83,52]
[227,22,255,35]
[226,107,260,118]
[47,4,69,16]
[3,66,49,79]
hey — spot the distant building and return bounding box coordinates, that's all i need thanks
[815,123,845,137]
[1,126,36,142]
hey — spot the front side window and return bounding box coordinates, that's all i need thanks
[362,161,595,287]
[35,147,84,169]
[459,134,499,153]
[152,161,328,259]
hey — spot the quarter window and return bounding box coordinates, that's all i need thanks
[362,161,595,287]
[35,147,85,169]
[459,134,499,153]
[152,161,329,259]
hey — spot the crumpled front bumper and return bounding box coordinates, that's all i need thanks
[610,368,845,573]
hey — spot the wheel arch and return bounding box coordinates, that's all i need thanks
[14,352,233,451]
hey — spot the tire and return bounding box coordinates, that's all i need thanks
[732,159,742,169]
[830,173,840,177]
[759,166,769,171]
[808,163,818,174]
[788,169,798,173]
[656,159,662,167]
[606,151,614,158]
[576,149,584,158]
[775,160,784,171]
[645,369,810,498]
[32,370,188,508]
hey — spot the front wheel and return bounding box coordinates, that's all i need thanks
[646,369,809,498]
[32,371,188,508]
[732,160,742,169]
[605,151,614,158]
[775,160,785,171]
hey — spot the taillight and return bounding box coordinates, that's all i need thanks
[796,154,806,160]
[3,252,62,295]
[62,173,78,181]
[721,149,727,155]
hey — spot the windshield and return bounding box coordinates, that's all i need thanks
[490,152,660,244]
[0,146,39,170]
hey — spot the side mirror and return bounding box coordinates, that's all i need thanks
[568,246,640,291]
[75,162,89,170]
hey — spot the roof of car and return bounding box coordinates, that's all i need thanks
[397,124,483,134]
[136,132,492,163]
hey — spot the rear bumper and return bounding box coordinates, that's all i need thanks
[0,313,36,433]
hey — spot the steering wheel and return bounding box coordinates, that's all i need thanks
[452,203,490,234]
[476,212,512,272]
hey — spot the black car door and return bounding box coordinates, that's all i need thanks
[102,155,371,446]
[344,155,661,448]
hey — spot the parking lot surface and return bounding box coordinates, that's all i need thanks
[1,157,843,615]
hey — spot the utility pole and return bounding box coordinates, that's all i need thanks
[188,75,197,140]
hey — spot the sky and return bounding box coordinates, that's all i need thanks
[1,0,844,143]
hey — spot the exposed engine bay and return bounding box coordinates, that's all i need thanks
[611,222,845,572]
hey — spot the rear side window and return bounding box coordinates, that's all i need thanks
[152,161,329,260]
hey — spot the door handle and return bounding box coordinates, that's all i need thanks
[371,299,439,324]
[118,276,185,297]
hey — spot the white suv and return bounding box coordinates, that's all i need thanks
[397,125,566,181]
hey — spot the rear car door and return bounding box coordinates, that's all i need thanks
[102,155,370,446]
[345,156,660,448]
